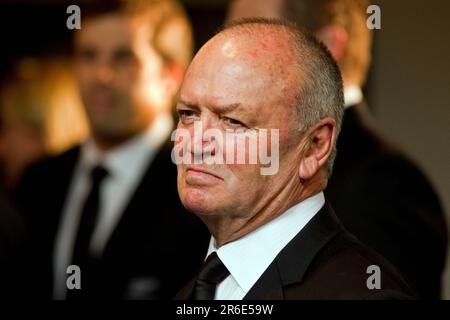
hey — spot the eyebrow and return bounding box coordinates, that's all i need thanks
[177,99,243,114]
[176,99,198,109]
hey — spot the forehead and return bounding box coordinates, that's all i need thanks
[180,30,299,114]
[74,14,136,49]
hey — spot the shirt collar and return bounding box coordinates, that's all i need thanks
[80,113,173,182]
[206,192,325,294]
[344,85,363,108]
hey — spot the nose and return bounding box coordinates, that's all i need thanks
[94,59,116,86]
[190,117,220,164]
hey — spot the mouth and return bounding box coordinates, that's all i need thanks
[90,93,115,109]
[186,166,223,181]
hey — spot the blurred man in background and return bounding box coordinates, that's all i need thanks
[15,0,208,299]
[227,0,447,299]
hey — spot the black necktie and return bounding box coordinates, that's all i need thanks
[69,165,109,298]
[192,252,230,300]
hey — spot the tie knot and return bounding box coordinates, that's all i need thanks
[197,252,230,285]
[90,165,109,185]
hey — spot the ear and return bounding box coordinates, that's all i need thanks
[315,24,348,63]
[298,117,336,181]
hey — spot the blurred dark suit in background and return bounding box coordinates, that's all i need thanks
[327,100,446,299]
[0,191,24,298]
[227,0,447,299]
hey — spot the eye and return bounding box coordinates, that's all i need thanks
[223,117,245,127]
[177,109,197,124]
[178,109,195,117]
[113,48,135,66]
[75,48,97,63]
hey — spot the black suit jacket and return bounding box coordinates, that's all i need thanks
[176,203,414,300]
[14,141,210,299]
[0,191,25,298]
[326,102,447,299]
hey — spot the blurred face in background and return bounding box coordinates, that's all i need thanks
[227,0,282,20]
[74,13,168,148]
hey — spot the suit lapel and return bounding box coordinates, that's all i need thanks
[242,260,284,299]
[244,203,342,299]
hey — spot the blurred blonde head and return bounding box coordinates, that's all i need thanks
[227,0,372,87]
[0,57,88,188]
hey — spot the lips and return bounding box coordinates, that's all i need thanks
[186,166,223,180]
[90,93,115,109]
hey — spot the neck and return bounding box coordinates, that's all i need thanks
[91,109,162,151]
[203,173,326,248]
[91,133,137,152]
[91,122,151,152]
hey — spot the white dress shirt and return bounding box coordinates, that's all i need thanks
[53,114,172,299]
[206,192,325,300]
[344,85,363,108]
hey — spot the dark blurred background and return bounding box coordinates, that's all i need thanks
[0,0,448,296]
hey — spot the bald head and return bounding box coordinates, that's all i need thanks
[183,19,343,173]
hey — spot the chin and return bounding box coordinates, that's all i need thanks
[180,187,223,216]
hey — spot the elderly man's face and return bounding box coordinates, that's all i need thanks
[176,34,302,219]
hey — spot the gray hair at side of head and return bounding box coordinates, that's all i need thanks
[221,18,344,175]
